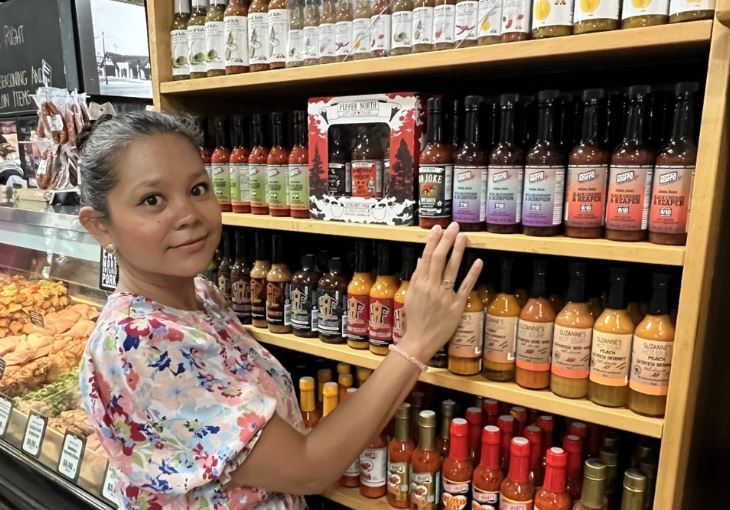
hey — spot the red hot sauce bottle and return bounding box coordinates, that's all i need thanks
[419,96,454,229]
[267,112,291,217]
[472,425,503,509]
[411,410,441,510]
[249,113,271,215]
[453,95,488,231]
[563,434,583,503]
[442,418,473,510]
[211,116,232,212]
[497,414,515,473]
[289,110,311,219]
[387,403,415,508]
[499,436,535,509]
[351,124,385,199]
[230,115,252,214]
[525,424,544,488]
[535,447,571,510]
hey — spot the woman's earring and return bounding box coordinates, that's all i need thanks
[105,244,116,255]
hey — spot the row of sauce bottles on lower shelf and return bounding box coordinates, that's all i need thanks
[289,363,658,510]
[208,228,678,417]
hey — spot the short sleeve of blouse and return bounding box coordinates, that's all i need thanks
[80,309,278,502]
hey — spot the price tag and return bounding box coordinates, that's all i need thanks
[99,247,119,292]
[0,396,13,438]
[101,461,119,505]
[57,432,86,482]
[21,412,47,458]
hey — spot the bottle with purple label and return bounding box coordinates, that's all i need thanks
[487,94,525,234]
[523,90,566,237]
[453,95,488,231]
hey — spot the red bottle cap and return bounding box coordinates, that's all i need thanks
[451,417,468,437]
[546,447,567,468]
[569,421,588,441]
[563,434,583,455]
[510,406,527,424]
[498,415,515,434]
[510,436,530,458]
[525,425,542,448]
[482,399,499,416]
[587,423,601,456]
[537,415,554,431]
[482,425,501,446]
[344,387,357,400]
[466,407,482,425]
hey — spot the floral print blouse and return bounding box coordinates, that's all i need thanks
[79,277,307,510]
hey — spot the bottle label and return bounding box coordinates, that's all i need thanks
[371,14,392,52]
[268,9,290,63]
[328,162,348,195]
[589,330,632,386]
[288,164,310,211]
[171,29,189,76]
[232,276,252,317]
[248,12,269,65]
[319,22,336,57]
[212,163,231,205]
[473,486,499,509]
[629,335,673,396]
[287,28,304,64]
[670,0,715,15]
[487,165,523,225]
[442,478,470,510]
[522,165,565,227]
[347,293,370,341]
[249,164,267,207]
[449,311,485,358]
[411,470,439,507]
[291,284,316,331]
[352,160,384,198]
[419,164,454,219]
[622,0,669,19]
[551,325,592,378]
[485,314,518,363]
[433,5,456,44]
[352,17,371,54]
[412,7,435,45]
[564,164,608,228]
[224,15,249,67]
[388,461,411,502]
[205,163,212,179]
[478,0,503,37]
[335,20,353,56]
[393,300,406,344]
[573,0,620,23]
[344,457,360,476]
[218,273,231,302]
[649,165,694,235]
[455,1,479,42]
[267,164,289,208]
[251,276,267,320]
[500,497,532,510]
[369,297,394,345]
[501,0,532,34]
[205,20,226,71]
[266,281,291,326]
[360,447,387,487]
[304,25,320,60]
[453,165,488,224]
[392,11,414,49]
[188,24,207,73]
[532,0,574,29]
[515,319,555,371]
[606,164,653,232]
[230,163,244,205]
[317,288,345,335]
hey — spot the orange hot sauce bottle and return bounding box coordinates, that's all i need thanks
[299,376,321,430]
[535,447,571,510]
[340,387,361,487]
[249,113,270,215]
[322,381,339,419]
[563,434,583,503]
[525,425,544,488]
[441,418,473,509]
[361,428,388,498]
[393,246,416,346]
[288,110,311,219]
[369,243,399,356]
[347,241,373,350]
[497,415,515,474]
[466,407,483,465]
[230,115,251,213]
[499,437,535,509]
[267,112,291,217]
[387,403,415,508]
[211,116,232,212]
[411,410,441,510]
[472,425,503,509]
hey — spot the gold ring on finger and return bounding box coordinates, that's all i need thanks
[441,280,454,289]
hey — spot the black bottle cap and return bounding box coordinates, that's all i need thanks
[401,246,417,281]
[254,231,270,261]
[628,85,652,97]
[376,243,393,275]
[232,114,244,128]
[428,96,444,112]
[530,259,549,298]
[328,257,343,273]
[271,233,284,264]
[566,261,587,303]
[583,88,606,101]
[301,253,316,269]
[498,257,514,294]
[355,241,371,273]
[252,112,264,126]
[294,110,307,123]
[674,81,699,95]
[537,90,561,102]
[606,267,628,310]
[499,93,520,106]
[464,95,484,109]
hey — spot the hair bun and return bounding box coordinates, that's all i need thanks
[77,114,114,153]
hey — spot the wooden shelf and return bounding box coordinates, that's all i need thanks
[160,21,711,98]
[248,327,664,438]
[322,486,390,509]
[222,213,685,266]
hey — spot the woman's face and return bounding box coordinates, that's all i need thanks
[85,132,221,279]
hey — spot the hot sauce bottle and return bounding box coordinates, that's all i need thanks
[510,406,527,437]
[291,254,321,337]
[466,407,483,464]
[335,0,353,61]
[523,90,565,237]
[352,124,385,199]
[516,260,555,390]
[484,257,520,382]
[391,0,414,55]
[537,415,554,452]
[347,241,373,350]
[340,387,361,487]
[328,125,351,197]
[251,231,271,328]
[438,399,457,459]
[248,0,270,71]
[287,0,305,67]
[231,230,253,324]
[589,268,634,408]
[500,437,534,509]
[409,391,425,441]
[217,230,233,301]
[302,0,320,65]
[482,399,499,427]
[433,0,456,49]
[188,1,208,79]
[250,113,271,215]
[299,376,321,430]
[370,0,393,58]
[230,115,251,213]
[411,410,441,510]
[171,0,191,81]
[318,257,348,343]
[563,435,583,502]
[267,112,291,216]
[323,381,339,420]
[497,415,515,473]
[266,233,292,333]
[361,426,389,498]
[288,110,310,218]
[369,243,398,356]
[205,0,227,77]
[224,0,250,74]
[455,0,479,46]
[501,0,532,41]
[352,0,372,58]
[412,0,435,52]
[649,82,697,246]
[605,86,655,242]
[453,96,488,231]
[212,117,232,212]
[551,262,594,399]
[268,0,290,68]
[317,368,332,411]
[449,252,485,376]
[419,96,454,229]
[472,425,503,509]
[525,425,544,487]
[338,372,353,402]
[628,273,674,417]
[319,0,338,63]
[669,0,715,22]
[442,418,473,510]
[487,94,524,234]
[198,117,213,179]
[393,246,415,345]
[573,459,607,510]
[536,447,571,510]
[388,404,415,508]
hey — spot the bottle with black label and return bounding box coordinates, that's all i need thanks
[266,233,292,333]
[318,257,348,343]
[217,229,233,302]
[251,231,271,328]
[291,254,322,337]
[328,126,351,197]
[231,229,253,324]
[419,96,454,229]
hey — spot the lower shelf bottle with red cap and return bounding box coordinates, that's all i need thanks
[441,418,473,509]
[499,436,535,509]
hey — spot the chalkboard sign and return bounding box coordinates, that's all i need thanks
[0,0,79,116]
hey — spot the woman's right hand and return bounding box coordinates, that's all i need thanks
[399,222,483,363]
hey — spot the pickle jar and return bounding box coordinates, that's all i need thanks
[669,0,715,22]
[532,0,574,38]
[572,0,620,34]
[621,0,669,28]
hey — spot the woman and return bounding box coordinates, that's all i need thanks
[77,111,482,510]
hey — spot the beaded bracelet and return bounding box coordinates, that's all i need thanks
[388,344,428,372]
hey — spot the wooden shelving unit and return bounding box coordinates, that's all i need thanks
[322,486,390,509]
[145,1,730,507]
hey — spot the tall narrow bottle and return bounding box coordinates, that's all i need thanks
[291,254,320,337]
[525,425,544,487]
[393,246,416,345]
[573,459,608,510]
[369,243,398,355]
[347,241,374,350]
[564,434,583,502]
[340,387,361,487]
[268,112,291,217]
[318,257,348,343]
[322,381,338,419]
[230,115,251,213]
[449,252,485,376]
[266,233,292,333]
[335,0,353,61]
[299,376,321,430]
[361,426,388,498]
[411,410,441,509]
[465,407,483,464]
[419,96,454,229]
[536,448,571,510]
[620,470,646,510]
[497,415,515,472]
[188,1,209,79]
[217,229,232,301]
[248,0,270,71]
[351,125,384,199]
[441,418,473,509]
[171,0,191,80]
[211,116,232,212]
[251,231,272,328]
[287,0,305,67]
[230,229,253,324]
[316,367,332,411]
[289,110,310,218]
[224,0,250,74]
[438,400,456,460]
[250,113,271,215]
[388,404,415,508]
[499,437,534,508]
[472,425,502,509]
[484,257,520,382]
[453,96,488,231]
[412,0,435,52]
[268,0,290,68]
[205,0,227,77]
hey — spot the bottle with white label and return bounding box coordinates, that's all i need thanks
[206,0,227,77]
[288,0,305,67]
[669,0,715,22]
[449,252,485,376]
[477,0,502,44]
[484,257,521,382]
[335,0,354,61]
[319,0,338,63]
[622,0,669,28]
[501,0,531,41]
[589,268,634,408]
[433,0,456,49]
[391,0,415,55]
[269,0,291,68]
[573,0,620,34]
[224,0,250,73]
[532,0,574,38]
[370,0,392,58]
[353,0,373,59]
[188,0,209,79]
[248,0,270,71]
[455,0,479,46]
[412,0,435,52]
[303,0,321,65]
[171,0,191,80]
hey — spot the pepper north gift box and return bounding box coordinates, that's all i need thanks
[307,92,426,225]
